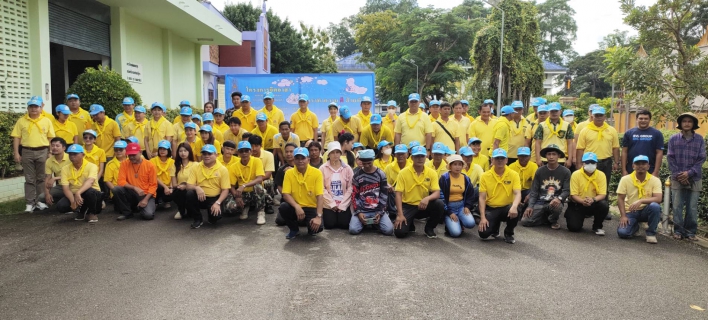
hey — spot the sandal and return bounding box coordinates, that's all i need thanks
[687,236,699,242]
[672,234,683,240]
[551,223,560,230]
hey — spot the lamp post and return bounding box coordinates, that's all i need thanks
[405,58,419,94]
[483,0,504,117]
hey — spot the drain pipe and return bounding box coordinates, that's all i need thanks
[662,179,671,234]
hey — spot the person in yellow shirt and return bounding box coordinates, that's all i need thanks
[248,135,276,215]
[224,117,248,143]
[259,92,285,128]
[280,147,325,239]
[172,142,197,220]
[360,114,394,150]
[431,102,460,152]
[468,138,490,171]
[58,144,102,222]
[533,102,574,167]
[212,108,230,134]
[150,140,176,208]
[172,107,199,155]
[563,109,577,133]
[41,138,71,208]
[566,152,609,234]
[428,100,441,122]
[492,106,513,153]
[467,104,497,157]
[191,114,202,127]
[148,102,174,159]
[227,141,267,225]
[382,100,398,133]
[458,147,484,186]
[353,96,375,125]
[233,95,258,132]
[394,94,433,151]
[575,107,619,195]
[478,148,522,243]
[273,121,301,165]
[616,155,663,244]
[196,125,222,159]
[169,100,190,125]
[507,147,538,206]
[426,142,451,178]
[65,94,92,132]
[181,122,202,161]
[452,101,472,138]
[331,105,364,142]
[186,144,231,229]
[374,140,394,170]
[121,105,150,152]
[393,146,444,238]
[251,112,278,152]
[217,140,238,167]
[103,141,128,201]
[384,144,409,187]
[508,101,530,164]
[321,102,339,148]
[115,97,136,130]
[201,113,224,144]
[53,105,79,145]
[290,94,319,143]
[88,104,121,158]
[460,100,476,123]
[525,104,549,165]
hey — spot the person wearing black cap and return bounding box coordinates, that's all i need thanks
[521,144,571,230]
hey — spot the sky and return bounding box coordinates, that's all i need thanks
[209,0,658,59]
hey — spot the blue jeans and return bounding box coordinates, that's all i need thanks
[444,201,476,238]
[617,203,661,238]
[672,187,699,237]
[349,212,394,236]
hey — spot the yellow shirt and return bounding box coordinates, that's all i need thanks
[492,117,512,152]
[526,121,541,163]
[259,150,275,174]
[223,128,247,143]
[52,119,78,145]
[92,118,122,157]
[173,121,200,143]
[60,160,100,193]
[11,115,55,147]
[251,125,279,149]
[176,161,197,184]
[83,145,106,166]
[508,119,530,158]
[282,165,324,208]
[331,116,364,142]
[359,125,394,149]
[576,124,619,159]
[149,117,175,153]
[104,157,122,186]
[122,119,150,150]
[570,169,607,198]
[194,139,222,157]
[355,111,373,126]
[449,173,465,202]
[536,120,573,162]
[233,108,258,132]
[479,168,521,207]
[508,161,538,190]
[115,111,135,129]
[467,118,498,157]
[212,122,230,135]
[374,156,393,171]
[452,116,471,138]
[465,163,484,185]
[394,166,440,206]
[259,105,285,128]
[382,114,398,133]
[425,160,448,178]
[384,162,409,186]
[526,113,536,123]
[229,156,265,192]
[320,116,338,147]
[466,114,475,123]
[431,118,460,151]
[429,114,440,123]
[616,174,661,211]
[187,162,231,197]
[575,120,590,139]
[290,109,319,141]
[181,137,201,157]
[217,155,238,167]
[45,153,71,176]
[472,154,490,172]
[68,108,92,132]
[273,133,301,154]
[394,110,433,147]
[150,157,176,186]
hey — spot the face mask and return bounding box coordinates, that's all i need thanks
[388,109,396,115]
[583,163,597,173]
[383,148,392,156]
[564,116,574,123]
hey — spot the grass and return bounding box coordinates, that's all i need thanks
[0,198,27,216]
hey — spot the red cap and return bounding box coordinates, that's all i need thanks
[126,143,141,155]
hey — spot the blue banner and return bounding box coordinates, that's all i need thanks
[224,73,376,123]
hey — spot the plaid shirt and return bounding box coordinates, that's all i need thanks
[667,132,706,180]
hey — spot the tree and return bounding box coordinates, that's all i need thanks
[66,66,142,119]
[328,18,358,59]
[360,0,418,14]
[300,23,338,73]
[536,0,578,64]
[471,0,545,106]
[566,50,612,98]
[598,29,637,49]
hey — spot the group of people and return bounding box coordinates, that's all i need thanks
[11,91,706,242]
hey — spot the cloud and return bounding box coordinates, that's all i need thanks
[276,79,294,87]
[300,76,314,83]
[345,78,368,94]
[285,93,300,104]
[317,79,328,85]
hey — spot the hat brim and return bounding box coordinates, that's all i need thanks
[540,147,565,159]
[676,114,700,130]
[126,150,141,155]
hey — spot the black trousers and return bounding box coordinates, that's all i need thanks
[597,158,613,193]
[173,188,188,216]
[56,188,102,215]
[186,190,221,224]
[565,200,609,232]
[478,205,520,239]
[156,185,173,204]
[279,202,323,234]
[112,186,156,220]
[394,200,444,238]
[323,208,351,230]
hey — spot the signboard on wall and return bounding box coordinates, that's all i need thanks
[224,73,376,123]
[125,62,143,83]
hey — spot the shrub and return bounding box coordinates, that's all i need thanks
[0,111,25,178]
[164,106,204,123]
[66,65,142,119]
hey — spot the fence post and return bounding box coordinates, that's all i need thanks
[662,178,671,234]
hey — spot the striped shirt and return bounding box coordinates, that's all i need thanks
[667,132,706,180]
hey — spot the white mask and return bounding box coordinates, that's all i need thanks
[383,148,392,156]
[583,163,597,173]
[564,116,574,123]
[388,109,396,115]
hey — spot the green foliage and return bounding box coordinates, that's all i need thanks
[360,0,418,14]
[0,111,24,178]
[328,18,358,59]
[598,29,638,50]
[165,106,204,123]
[65,66,142,119]
[536,0,578,64]
[0,198,25,215]
[567,50,612,98]
[299,23,338,73]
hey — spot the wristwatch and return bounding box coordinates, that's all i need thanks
[215,201,221,205]
[317,213,323,218]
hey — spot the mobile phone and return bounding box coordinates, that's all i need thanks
[366,218,375,225]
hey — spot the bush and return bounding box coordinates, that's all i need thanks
[0,111,25,178]
[66,66,142,119]
[164,106,204,123]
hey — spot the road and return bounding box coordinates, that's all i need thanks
[1,207,707,319]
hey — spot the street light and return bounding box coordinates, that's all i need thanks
[483,0,504,117]
[405,58,419,94]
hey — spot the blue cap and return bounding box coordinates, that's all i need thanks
[82,129,97,138]
[432,142,453,155]
[201,144,217,154]
[134,106,146,113]
[214,108,225,115]
[501,105,517,116]
[27,96,43,106]
[353,142,364,149]
[589,104,600,112]
[548,102,561,111]
[370,114,382,125]
[420,102,426,108]
[151,102,166,112]
[387,100,397,107]
[517,147,531,156]
[191,114,202,122]
[537,105,549,113]
[89,104,104,115]
[180,107,193,116]
[562,110,575,117]
[202,113,214,121]
[512,101,524,109]
[531,97,542,107]
[184,122,197,130]
[263,92,274,99]
[460,100,469,105]
[299,94,309,102]
[361,96,372,103]
[592,107,606,115]
[377,140,392,151]
[158,140,171,149]
[484,99,494,104]
[237,141,252,150]
[492,148,508,158]
[539,97,548,104]
[127,136,139,144]
[339,105,351,120]
[358,149,375,160]
[394,144,408,154]
[408,141,420,149]
[328,102,339,108]
[199,124,213,132]
[179,100,191,107]
[411,146,427,157]
[66,93,79,100]
[458,146,474,157]
[122,97,134,105]
[66,144,84,153]
[582,152,598,162]
[468,137,481,145]
[56,104,71,115]
[633,155,650,163]
[242,95,251,102]
[294,147,309,158]
[114,141,128,149]
[429,100,440,106]
[408,93,420,102]
[256,112,267,121]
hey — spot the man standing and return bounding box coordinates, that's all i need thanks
[452,101,472,139]
[259,92,285,128]
[508,147,538,208]
[173,107,199,150]
[89,104,122,158]
[355,96,375,125]
[428,100,441,122]
[321,102,339,146]
[431,102,460,152]
[52,105,79,145]
[12,96,56,212]
[147,102,174,159]
[114,143,157,221]
[667,113,706,241]
[58,144,102,222]
[280,147,325,239]
[508,101,530,164]
[617,155,663,244]
[621,109,664,177]
[534,102,574,167]
[521,144,571,230]
[360,114,394,150]
[350,149,393,235]
[249,135,276,215]
[228,141,267,225]
[467,103,497,157]
[526,104,549,166]
[233,95,257,132]
[332,105,364,142]
[394,93,433,150]
[575,106,619,194]
[186,144,231,229]
[290,94,319,145]
[121,105,150,153]
[492,105,516,154]
[566,152,609,234]
[212,108,230,134]
[65,93,91,132]
[460,100,475,122]
[41,138,71,209]
[230,92,242,115]
[115,97,136,130]
[251,112,278,157]
[478,148,522,244]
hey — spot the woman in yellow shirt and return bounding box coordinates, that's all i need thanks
[172,142,197,220]
[438,155,477,238]
[373,140,393,171]
[196,125,222,159]
[182,122,202,161]
[150,140,176,209]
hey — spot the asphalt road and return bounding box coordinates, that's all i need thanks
[1,206,707,320]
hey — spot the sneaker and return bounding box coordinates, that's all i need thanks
[174,212,182,220]
[74,211,86,221]
[594,229,606,236]
[265,205,274,215]
[424,228,437,239]
[504,235,516,244]
[491,233,499,238]
[286,230,299,240]
[481,236,495,241]
[102,201,106,209]
[24,204,35,213]
[116,214,133,221]
[35,202,49,210]
[239,207,249,220]
[605,213,612,221]
[256,211,266,225]
[87,214,98,223]
[646,235,658,244]
[551,223,561,230]
[191,220,203,229]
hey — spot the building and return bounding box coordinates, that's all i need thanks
[336,53,374,73]
[0,0,241,113]
[542,60,568,96]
